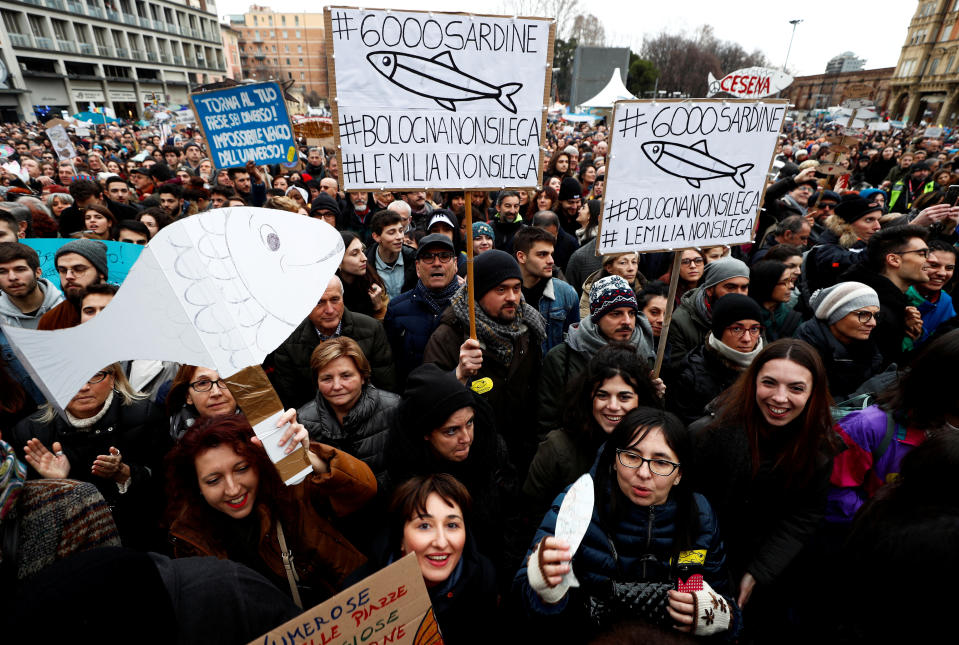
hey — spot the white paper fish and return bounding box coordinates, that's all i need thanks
[554,474,594,588]
[706,67,793,99]
[3,208,344,411]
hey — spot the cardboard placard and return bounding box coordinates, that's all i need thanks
[325,6,554,190]
[869,121,891,132]
[22,238,144,292]
[924,126,944,138]
[842,83,874,100]
[250,553,441,645]
[706,66,793,99]
[597,99,787,254]
[191,82,297,169]
[47,125,77,161]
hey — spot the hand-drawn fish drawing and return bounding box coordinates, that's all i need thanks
[366,50,523,113]
[641,140,754,189]
[3,208,344,411]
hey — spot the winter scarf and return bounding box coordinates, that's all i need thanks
[415,279,461,316]
[449,285,545,365]
[707,332,764,369]
[566,314,654,364]
[0,438,26,522]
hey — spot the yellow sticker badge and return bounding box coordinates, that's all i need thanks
[677,549,707,565]
[470,377,493,394]
[286,145,297,163]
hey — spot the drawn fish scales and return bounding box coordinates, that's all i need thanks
[367,50,522,113]
[641,140,754,189]
[3,208,344,410]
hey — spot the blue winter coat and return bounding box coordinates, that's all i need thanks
[383,284,448,385]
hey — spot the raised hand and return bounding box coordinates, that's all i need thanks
[24,439,70,479]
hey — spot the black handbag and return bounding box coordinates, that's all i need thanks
[586,533,674,630]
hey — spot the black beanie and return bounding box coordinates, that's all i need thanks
[401,364,476,436]
[473,249,522,299]
[310,192,341,218]
[834,197,881,224]
[711,293,765,336]
[558,176,582,201]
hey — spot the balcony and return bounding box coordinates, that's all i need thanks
[173,55,183,65]
[138,16,149,28]
[79,42,94,54]
[9,33,32,47]
[23,0,41,5]
[57,40,76,52]
[115,46,127,57]
[66,0,83,12]
[97,45,110,56]
[146,51,158,62]
[44,0,66,9]
[185,57,196,67]
[254,52,265,59]
[130,49,145,60]
[106,9,119,21]
[122,13,137,25]
[35,37,54,49]
[87,6,105,19]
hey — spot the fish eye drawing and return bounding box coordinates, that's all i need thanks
[366,49,523,114]
[641,139,754,189]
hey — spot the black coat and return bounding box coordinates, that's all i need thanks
[668,342,743,425]
[794,318,883,400]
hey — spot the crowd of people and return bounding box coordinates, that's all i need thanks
[2,115,959,643]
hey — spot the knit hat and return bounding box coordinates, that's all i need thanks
[401,363,476,436]
[415,233,455,258]
[702,257,749,290]
[472,221,494,239]
[810,282,880,326]
[54,238,108,279]
[835,197,882,224]
[859,188,887,204]
[563,145,579,157]
[558,176,582,201]
[589,275,638,323]
[473,249,522,299]
[309,193,341,218]
[710,293,764,336]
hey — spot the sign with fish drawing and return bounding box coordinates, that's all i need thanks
[190,82,297,169]
[598,99,787,254]
[325,7,554,190]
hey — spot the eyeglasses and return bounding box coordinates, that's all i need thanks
[818,203,836,211]
[895,248,929,259]
[615,449,680,476]
[418,251,455,263]
[680,257,704,266]
[88,370,113,384]
[189,378,228,392]
[726,325,763,337]
[57,264,90,276]
[856,311,879,324]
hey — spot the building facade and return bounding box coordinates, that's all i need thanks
[889,0,959,125]
[0,0,226,122]
[220,21,242,82]
[784,67,895,112]
[226,5,328,108]
[825,51,866,75]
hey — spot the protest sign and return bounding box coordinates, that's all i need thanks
[22,238,144,292]
[190,82,297,169]
[325,7,554,190]
[869,121,891,132]
[924,126,944,138]
[250,553,440,645]
[598,99,787,254]
[706,67,792,99]
[47,125,77,161]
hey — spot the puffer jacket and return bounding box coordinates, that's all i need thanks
[802,226,868,294]
[297,384,399,489]
[168,442,375,605]
[383,283,450,386]
[794,318,883,400]
[514,472,739,637]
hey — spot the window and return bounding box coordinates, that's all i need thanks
[282,30,287,38]
[268,15,273,25]
[1,10,21,35]
[281,15,285,25]
[298,58,303,65]
[112,30,123,48]
[286,58,290,65]
[51,19,68,40]
[949,54,956,72]
[297,45,302,53]
[295,30,300,38]
[254,30,260,40]
[93,26,107,47]
[27,15,45,38]
[285,45,289,52]
[300,72,305,80]
[294,15,299,25]
[930,57,941,74]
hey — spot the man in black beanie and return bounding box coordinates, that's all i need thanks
[557,176,583,235]
[423,249,546,468]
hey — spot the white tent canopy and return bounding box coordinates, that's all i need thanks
[579,68,637,109]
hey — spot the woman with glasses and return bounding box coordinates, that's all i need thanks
[689,339,842,639]
[516,407,740,640]
[658,250,705,308]
[12,363,170,549]
[795,283,883,400]
[578,252,647,318]
[669,295,765,425]
[166,365,239,441]
[748,261,802,341]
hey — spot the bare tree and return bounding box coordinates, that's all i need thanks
[498,0,581,39]
[569,13,605,46]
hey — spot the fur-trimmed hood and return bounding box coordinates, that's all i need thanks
[824,214,861,249]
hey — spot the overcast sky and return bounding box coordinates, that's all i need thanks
[217,0,917,77]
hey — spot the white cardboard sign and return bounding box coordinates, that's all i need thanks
[598,99,787,254]
[325,7,553,190]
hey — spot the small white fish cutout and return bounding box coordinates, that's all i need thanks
[3,208,344,412]
[554,474,594,589]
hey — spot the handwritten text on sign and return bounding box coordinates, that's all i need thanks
[327,8,552,190]
[191,82,296,169]
[599,100,786,254]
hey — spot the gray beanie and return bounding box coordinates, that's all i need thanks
[810,282,879,325]
[702,257,749,290]
[54,238,108,279]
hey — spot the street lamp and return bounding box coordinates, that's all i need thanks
[783,19,803,73]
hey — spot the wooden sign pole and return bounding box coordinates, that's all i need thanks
[465,191,477,340]
[652,251,683,378]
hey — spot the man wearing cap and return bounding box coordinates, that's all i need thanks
[37,239,108,330]
[492,191,525,254]
[804,197,881,293]
[129,167,156,203]
[423,249,545,466]
[266,275,396,408]
[668,257,751,371]
[889,161,936,214]
[384,233,462,386]
[795,282,883,400]
[805,189,841,244]
[538,274,656,434]
[427,210,468,274]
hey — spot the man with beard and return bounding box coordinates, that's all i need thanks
[303,147,325,178]
[37,239,107,330]
[889,161,937,214]
[556,177,582,235]
[492,190,525,254]
[423,249,546,466]
[537,275,655,434]
[512,226,578,353]
[342,192,374,244]
[384,234,462,386]
[399,191,433,230]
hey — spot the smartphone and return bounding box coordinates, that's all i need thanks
[946,184,959,206]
